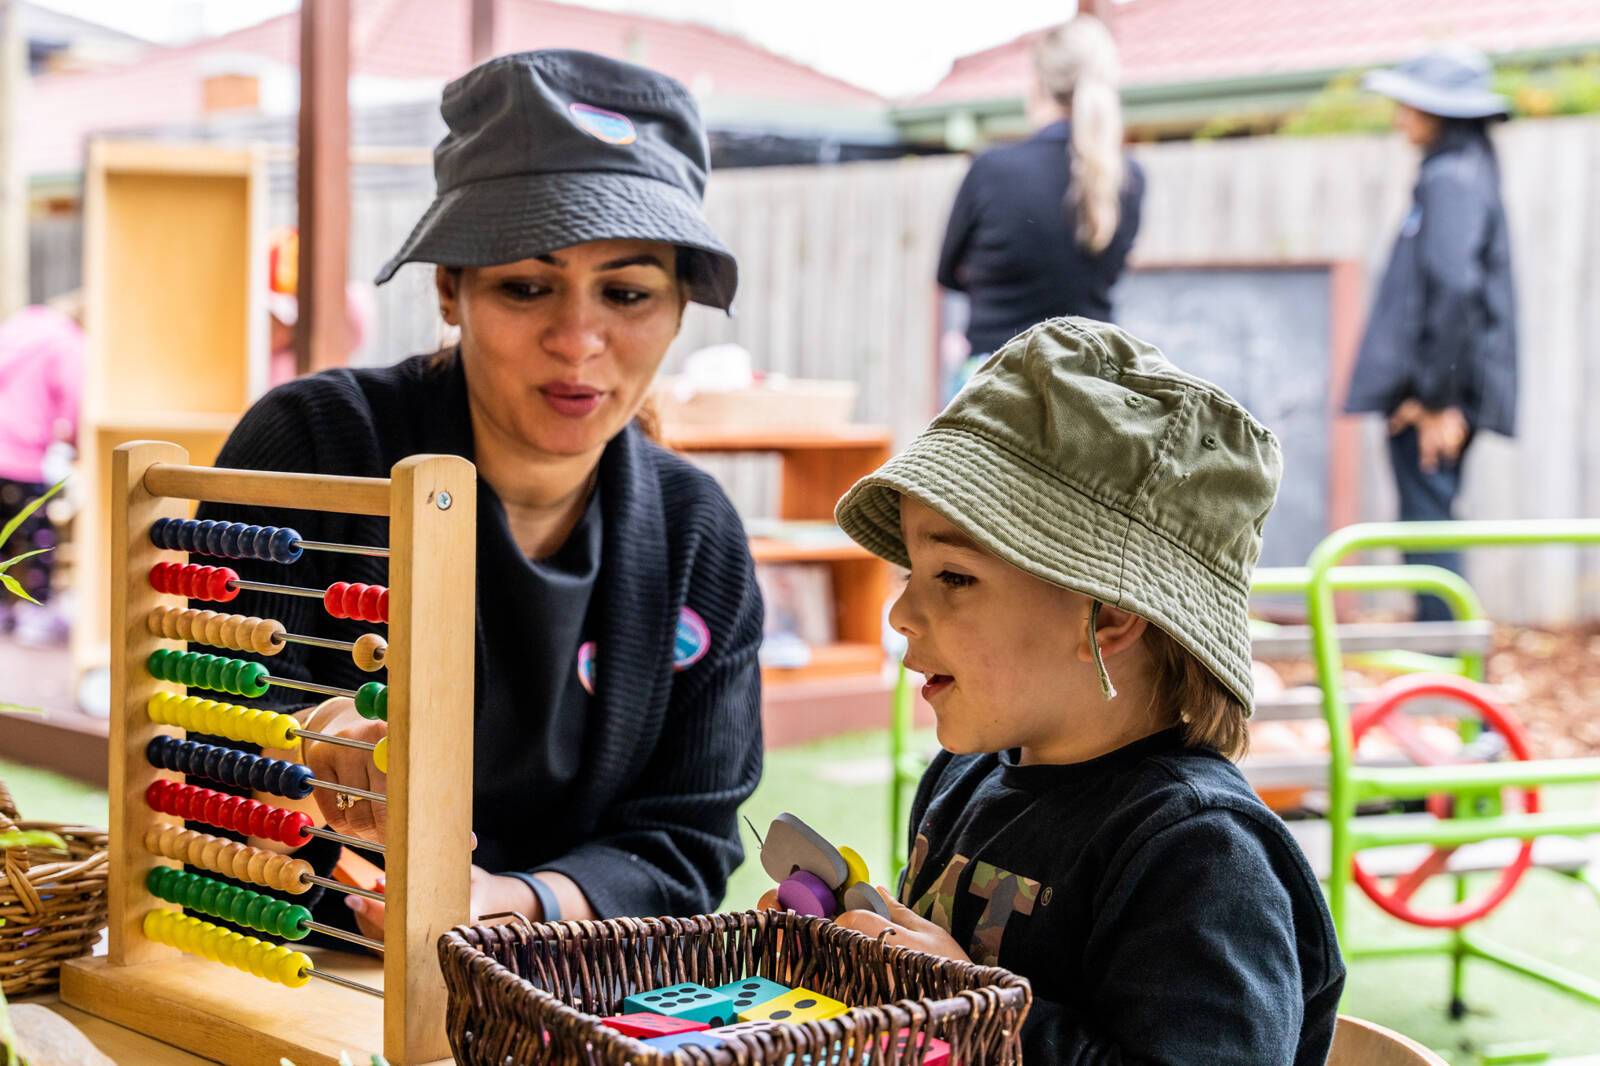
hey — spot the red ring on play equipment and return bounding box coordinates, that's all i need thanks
[1349,673,1539,929]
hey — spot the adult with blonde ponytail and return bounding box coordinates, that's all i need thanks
[937,15,1144,392]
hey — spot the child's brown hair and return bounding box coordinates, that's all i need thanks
[1143,624,1250,760]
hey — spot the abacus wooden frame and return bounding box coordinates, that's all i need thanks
[60,440,476,1066]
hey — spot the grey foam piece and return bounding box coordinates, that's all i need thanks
[760,812,849,888]
[843,881,893,918]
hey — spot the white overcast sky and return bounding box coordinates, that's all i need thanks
[32,0,1078,97]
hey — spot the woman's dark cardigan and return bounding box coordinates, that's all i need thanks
[195,352,764,918]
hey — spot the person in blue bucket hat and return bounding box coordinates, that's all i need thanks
[1347,46,1518,621]
[189,51,763,943]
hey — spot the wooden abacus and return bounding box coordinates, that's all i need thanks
[61,441,476,1066]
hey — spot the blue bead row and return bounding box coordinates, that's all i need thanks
[150,519,303,564]
[146,735,315,800]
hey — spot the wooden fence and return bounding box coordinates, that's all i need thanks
[36,115,1600,620]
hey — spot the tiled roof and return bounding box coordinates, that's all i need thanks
[22,0,883,177]
[910,0,1600,107]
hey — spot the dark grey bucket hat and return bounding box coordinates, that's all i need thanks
[1363,45,1510,120]
[375,49,738,310]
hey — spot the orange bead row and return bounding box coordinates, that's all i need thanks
[147,606,284,656]
[143,823,313,896]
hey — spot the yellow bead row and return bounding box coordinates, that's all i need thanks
[147,605,285,656]
[142,909,312,988]
[143,823,313,896]
[147,692,300,750]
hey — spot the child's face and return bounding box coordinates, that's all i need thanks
[891,496,1158,764]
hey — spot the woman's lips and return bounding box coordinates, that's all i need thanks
[540,384,604,418]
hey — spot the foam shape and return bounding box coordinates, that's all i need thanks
[623,983,738,1027]
[645,1031,727,1052]
[838,845,870,887]
[600,1013,708,1039]
[842,882,893,919]
[714,977,791,1015]
[762,812,849,888]
[738,986,848,1025]
[777,870,839,918]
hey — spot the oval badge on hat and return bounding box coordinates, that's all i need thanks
[576,641,597,696]
[673,607,711,671]
[568,102,636,145]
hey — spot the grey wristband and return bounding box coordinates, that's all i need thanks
[508,871,561,923]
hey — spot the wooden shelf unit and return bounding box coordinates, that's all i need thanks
[72,141,269,684]
[665,427,892,687]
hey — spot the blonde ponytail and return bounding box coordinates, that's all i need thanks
[1033,15,1125,253]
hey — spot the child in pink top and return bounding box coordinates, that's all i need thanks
[0,303,83,638]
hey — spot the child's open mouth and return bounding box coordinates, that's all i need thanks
[921,673,954,700]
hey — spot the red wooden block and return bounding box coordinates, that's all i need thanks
[600,1013,710,1039]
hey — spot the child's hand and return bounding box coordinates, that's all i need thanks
[833,886,971,964]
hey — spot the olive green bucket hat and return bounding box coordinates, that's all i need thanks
[835,317,1282,710]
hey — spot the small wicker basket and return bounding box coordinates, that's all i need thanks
[440,909,1032,1065]
[0,778,109,997]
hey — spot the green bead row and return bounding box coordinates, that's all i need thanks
[146,865,311,942]
[355,681,388,721]
[147,649,270,698]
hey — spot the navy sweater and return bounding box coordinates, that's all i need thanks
[938,120,1145,355]
[195,353,764,918]
[902,729,1344,1065]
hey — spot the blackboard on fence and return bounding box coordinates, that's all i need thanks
[1111,263,1360,570]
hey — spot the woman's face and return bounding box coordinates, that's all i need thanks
[438,239,685,459]
[1393,104,1443,148]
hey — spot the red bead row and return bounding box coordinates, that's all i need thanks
[323,581,389,624]
[144,779,312,848]
[149,562,240,603]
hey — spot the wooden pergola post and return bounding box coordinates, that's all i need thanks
[471,0,496,65]
[295,0,351,375]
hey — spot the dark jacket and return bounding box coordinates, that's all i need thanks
[903,729,1344,1065]
[937,120,1145,354]
[196,353,764,918]
[1347,124,1517,435]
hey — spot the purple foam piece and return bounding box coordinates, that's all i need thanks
[777,870,839,918]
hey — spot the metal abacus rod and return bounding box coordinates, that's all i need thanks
[145,736,387,804]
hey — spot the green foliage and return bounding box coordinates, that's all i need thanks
[0,479,64,606]
[1270,53,1600,139]
[1278,72,1395,137]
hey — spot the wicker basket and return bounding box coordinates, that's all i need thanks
[0,778,109,997]
[440,910,1032,1066]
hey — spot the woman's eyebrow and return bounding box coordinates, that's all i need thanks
[598,253,669,272]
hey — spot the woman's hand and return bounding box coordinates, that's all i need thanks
[833,887,972,964]
[1388,400,1469,473]
[344,865,540,944]
[299,697,388,842]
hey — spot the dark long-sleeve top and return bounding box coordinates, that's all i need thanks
[937,120,1145,355]
[195,352,764,918]
[900,729,1345,1065]
[1346,124,1518,436]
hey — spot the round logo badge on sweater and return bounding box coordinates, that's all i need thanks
[568,102,637,145]
[576,641,597,696]
[673,607,711,671]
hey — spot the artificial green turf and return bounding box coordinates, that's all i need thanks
[7,735,1600,1063]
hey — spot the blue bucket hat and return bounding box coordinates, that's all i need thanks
[376,49,738,310]
[1363,45,1510,120]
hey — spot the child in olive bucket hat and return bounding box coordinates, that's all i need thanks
[832,318,1344,1064]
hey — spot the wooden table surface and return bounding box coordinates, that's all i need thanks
[15,992,216,1064]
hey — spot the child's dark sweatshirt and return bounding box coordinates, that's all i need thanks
[900,728,1344,1064]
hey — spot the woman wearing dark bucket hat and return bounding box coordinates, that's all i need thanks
[1347,45,1518,621]
[192,50,760,939]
